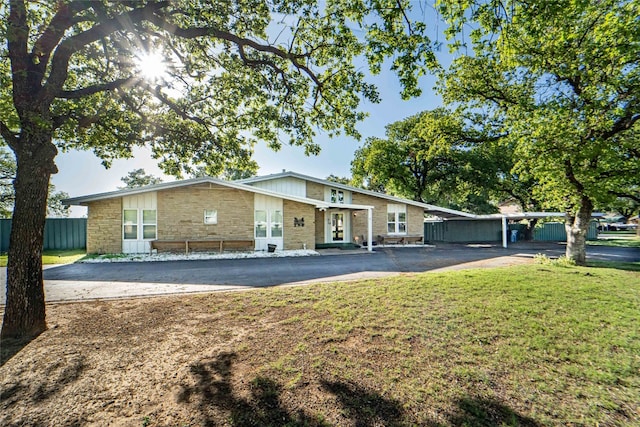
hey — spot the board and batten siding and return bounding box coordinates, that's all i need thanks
[249,177,306,197]
[122,192,157,254]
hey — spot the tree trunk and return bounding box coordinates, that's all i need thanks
[523,218,538,241]
[565,198,593,266]
[1,135,57,340]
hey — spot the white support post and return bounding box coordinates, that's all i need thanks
[367,208,373,252]
[502,215,508,248]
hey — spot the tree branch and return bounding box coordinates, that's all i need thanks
[42,1,170,104]
[144,14,323,87]
[609,190,640,204]
[30,1,92,87]
[599,112,640,140]
[0,121,19,150]
[58,77,139,99]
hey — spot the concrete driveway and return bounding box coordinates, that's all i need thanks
[1,243,638,303]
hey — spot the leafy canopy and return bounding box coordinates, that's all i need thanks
[438,0,640,216]
[351,108,499,213]
[0,0,437,178]
[0,148,69,218]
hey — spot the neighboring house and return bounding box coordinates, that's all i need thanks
[64,171,474,254]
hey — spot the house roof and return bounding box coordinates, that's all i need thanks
[63,176,374,210]
[239,171,477,219]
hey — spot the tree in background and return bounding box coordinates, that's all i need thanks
[1,1,436,338]
[119,168,163,189]
[0,148,69,218]
[439,0,640,264]
[325,175,352,186]
[351,109,499,214]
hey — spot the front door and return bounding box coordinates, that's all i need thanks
[331,212,344,242]
[254,194,284,251]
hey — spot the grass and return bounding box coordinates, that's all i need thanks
[190,264,639,425]
[0,249,86,267]
[1,263,639,426]
[588,238,640,248]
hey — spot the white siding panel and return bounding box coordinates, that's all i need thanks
[254,194,284,251]
[250,177,306,197]
[122,192,157,253]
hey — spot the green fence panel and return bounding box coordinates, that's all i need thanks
[534,221,598,241]
[0,218,87,252]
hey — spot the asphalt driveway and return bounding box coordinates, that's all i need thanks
[2,243,638,303]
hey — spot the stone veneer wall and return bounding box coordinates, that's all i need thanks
[156,184,253,240]
[314,210,325,244]
[86,198,122,254]
[351,193,423,241]
[306,181,325,201]
[283,200,316,250]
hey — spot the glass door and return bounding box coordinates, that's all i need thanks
[331,212,344,241]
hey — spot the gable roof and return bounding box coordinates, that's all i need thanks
[239,171,477,219]
[63,176,374,210]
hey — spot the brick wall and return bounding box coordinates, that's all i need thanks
[283,200,315,250]
[157,184,253,240]
[306,181,325,201]
[351,193,424,241]
[87,198,122,254]
[315,210,325,244]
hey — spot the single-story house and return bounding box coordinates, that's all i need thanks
[64,170,474,254]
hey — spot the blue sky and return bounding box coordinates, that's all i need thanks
[52,10,453,216]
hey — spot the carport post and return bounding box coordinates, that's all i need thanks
[367,208,373,252]
[502,215,508,248]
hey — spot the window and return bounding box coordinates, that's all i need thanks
[204,209,218,225]
[124,209,157,240]
[255,210,267,238]
[271,210,283,237]
[330,188,345,204]
[123,209,138,240]
[142,210,157,239]
[387,204,407,234]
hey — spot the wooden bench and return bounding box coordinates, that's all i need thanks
[377,235,405,245]
[403,235,424,245]
[150,239,255,255]
[377,235,423,245]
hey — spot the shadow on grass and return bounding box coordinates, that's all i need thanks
[178,352,542,427]
[320,380,404,426]
[444,395,541,427]
[178,352,406,426]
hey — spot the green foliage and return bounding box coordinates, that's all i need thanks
[0,147,69,217]
[437,0,640,262]
[1,0,437,176]
[119,168,163,189]
[351,108,499,213]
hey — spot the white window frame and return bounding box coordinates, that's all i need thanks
[142,209,157,240]
[123,209,157,240]
[204,209,218,225]
[387,204,407,235]
[330,188,345,204]
[123,209,138,240]
[255,210,267,238]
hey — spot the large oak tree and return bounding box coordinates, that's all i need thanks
[438,0,640,264]
[1,0,435,339]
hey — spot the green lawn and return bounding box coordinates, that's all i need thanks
[1,263,638,426]
[589,238,640,248]
[0,249,86,267]
[199,263,640,426]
